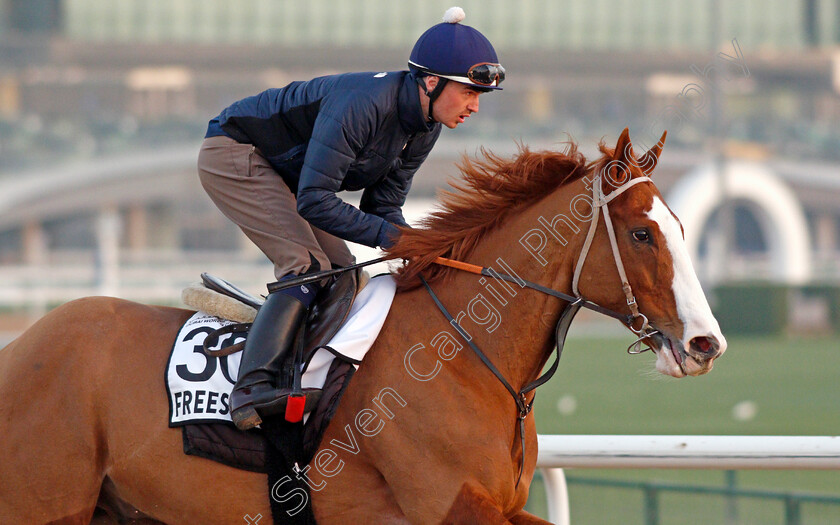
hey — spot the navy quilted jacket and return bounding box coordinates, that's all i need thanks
[206,70,441,248]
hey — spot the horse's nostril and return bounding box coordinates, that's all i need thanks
[690,336,718,354]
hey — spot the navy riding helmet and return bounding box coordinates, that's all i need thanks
[409,7,504,104]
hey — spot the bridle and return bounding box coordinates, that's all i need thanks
[572,171,661,351]
[421,171,662,487]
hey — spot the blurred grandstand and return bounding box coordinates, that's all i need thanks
[1,1,839,330]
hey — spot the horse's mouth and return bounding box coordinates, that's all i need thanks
[646,331,715,378]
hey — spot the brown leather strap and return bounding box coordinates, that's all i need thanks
[202,322,252,357]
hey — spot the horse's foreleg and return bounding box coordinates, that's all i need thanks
[509,509,554,525]
[440,482,518,525]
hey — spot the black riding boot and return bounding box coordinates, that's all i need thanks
[230,291,307,430]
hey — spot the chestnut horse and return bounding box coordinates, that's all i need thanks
[0,129,725,524]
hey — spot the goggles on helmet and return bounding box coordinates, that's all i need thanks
[467,62,505,87]
[409,60,505,89]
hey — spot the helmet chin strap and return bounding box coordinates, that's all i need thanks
[417,75,448,123]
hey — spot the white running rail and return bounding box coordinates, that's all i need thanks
[536,435,840,525]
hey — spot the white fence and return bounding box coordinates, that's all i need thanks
[535,435,840,525]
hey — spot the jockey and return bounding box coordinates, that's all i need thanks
[197,7,504,430]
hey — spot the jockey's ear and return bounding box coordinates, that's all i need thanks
[424,75,440,92]
[637,130,667,176]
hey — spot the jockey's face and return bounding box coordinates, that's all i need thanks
[423,77,482,129]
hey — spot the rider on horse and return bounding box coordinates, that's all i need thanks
[197,7,504,430]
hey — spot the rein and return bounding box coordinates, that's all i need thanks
[429,257,633,326]
[421,173,661,488]
[419,274,581,488]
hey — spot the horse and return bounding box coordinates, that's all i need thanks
[0,128,726,524]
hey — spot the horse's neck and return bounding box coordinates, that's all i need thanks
[432,179,589,390]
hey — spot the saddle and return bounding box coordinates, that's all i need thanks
[179,269,378,525]
[182,267,364,420]
[178,267,364,463]
[196,267,363,354]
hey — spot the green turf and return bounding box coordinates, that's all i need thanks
[524,333,840,523]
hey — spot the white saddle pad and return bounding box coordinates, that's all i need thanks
[166,274,396,426]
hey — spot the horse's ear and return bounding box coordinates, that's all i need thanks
[602,127,635,193]
[637,130,667,176]
[614,127,634,164]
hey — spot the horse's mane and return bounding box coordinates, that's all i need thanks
[385,143,592,290]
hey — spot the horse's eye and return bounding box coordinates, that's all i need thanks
[632,229,651,243]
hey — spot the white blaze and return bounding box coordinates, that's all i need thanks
[647,197,727,355]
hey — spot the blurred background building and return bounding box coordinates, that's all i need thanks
[0,0,839,332]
